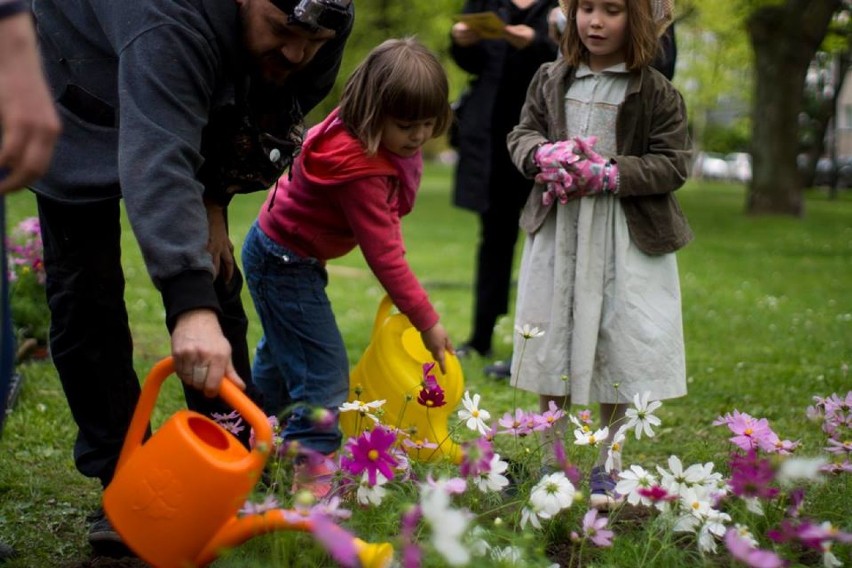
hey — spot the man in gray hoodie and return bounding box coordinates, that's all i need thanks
[29,0,353,552]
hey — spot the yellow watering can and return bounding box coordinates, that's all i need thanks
[340,296,464,462]
[103,357,393,568]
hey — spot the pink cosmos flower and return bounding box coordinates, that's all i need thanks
[724,528,788,568]
[637,485,678,504]
[340,426,398,485]
[497,408,531,436]
[825,438,852,455]
[211,410,246,436]
[714,410,778,452]
[533,400,566,432]
[577,409,593,425]
[581,509,614,547]
[311,513,359,568]
[400,505,423,568]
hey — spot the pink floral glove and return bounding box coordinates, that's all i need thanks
[535,167,575,205]
[534,139,582,169]
[567,136,620,195]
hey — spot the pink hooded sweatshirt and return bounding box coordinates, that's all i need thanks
[258,108,439,331]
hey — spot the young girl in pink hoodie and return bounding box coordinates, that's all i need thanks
[241,38,454,497]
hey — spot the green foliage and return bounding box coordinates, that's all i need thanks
[701,118,752,153]
[1,171,850,566]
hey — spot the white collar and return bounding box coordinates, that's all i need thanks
[575,62,629,78]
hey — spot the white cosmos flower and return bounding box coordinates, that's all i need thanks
[338,399,386,422]
[530,472,575,518]
[615,464,657,506]
[356,471,388,506]
[605,426,627,472]
[657,455,707,496]
[777,456,827,486]
[473,453,510,493]
[420,480,472,566]
[520,506,543,530]
[515,323,545,339]
[458,391,491,436]
[623,391,662,439]
[490,546,523,564]
[697,509,731,554]
[573,425,609,447]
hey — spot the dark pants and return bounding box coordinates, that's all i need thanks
[466,152,530,355]
[37,195,254,488]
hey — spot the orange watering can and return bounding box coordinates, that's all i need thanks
[340,296,464,462]
[103,357,393,568]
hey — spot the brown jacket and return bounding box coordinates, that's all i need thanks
[507,58,694,255]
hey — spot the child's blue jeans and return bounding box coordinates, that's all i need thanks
[242,221,349,455]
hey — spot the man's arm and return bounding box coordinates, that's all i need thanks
[0,5,60,194]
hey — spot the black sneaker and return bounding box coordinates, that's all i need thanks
[88,508,134,557]
[483,360,511,379]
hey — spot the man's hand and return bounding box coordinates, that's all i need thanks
[451,22,481,47]
[171,308,244,397]
[503,24,535,50]
[205,200,235,282]
[0,12,60,194]
[420,322,452,374]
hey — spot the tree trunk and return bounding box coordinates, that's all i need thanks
[746,0,841,216]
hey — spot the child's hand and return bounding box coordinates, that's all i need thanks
[421,323,452,374]
[535,166,576,205]
[567,136,619,195]
[534,139,582,169]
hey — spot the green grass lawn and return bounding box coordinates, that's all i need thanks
[1,166,850,567]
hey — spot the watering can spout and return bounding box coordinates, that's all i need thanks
[196,511,394,568]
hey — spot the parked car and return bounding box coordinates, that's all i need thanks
[803,155,852,188]
[692,151,729,180]
[724,152,752,183]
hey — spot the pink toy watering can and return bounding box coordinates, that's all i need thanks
[103,357,393,567]
[340,296,464,462]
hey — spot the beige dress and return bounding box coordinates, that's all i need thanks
[511,63,687,405]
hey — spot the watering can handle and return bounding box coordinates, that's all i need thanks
[370,295,395,339]
[115,357,273,473]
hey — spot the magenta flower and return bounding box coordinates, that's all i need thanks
[552,439,581,486]
[729,450,779,500]
[416,362,446,408]
[340,426,398,485]
[400,505,423,568]
[459,437,494,478]
[581,509,614,547]
[825,438,852,455]
[724,528,787,568]
[416,385,446,408]
[637,485,678,504]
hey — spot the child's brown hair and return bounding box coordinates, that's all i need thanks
[339,37,452,155]
[559,0,660,72]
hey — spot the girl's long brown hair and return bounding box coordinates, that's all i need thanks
[339,37,453,155]
[560,0,660,71]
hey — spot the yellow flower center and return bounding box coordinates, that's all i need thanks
[426,400,434,407]
[368,449,379,461]
[744,428,753,436]
[472,410,479,418]
[691,501,700,510]
[612,443,621,452]
[589,435,596,444]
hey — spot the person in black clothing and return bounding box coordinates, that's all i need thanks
[29,0,353,552]
[450,0,559,365]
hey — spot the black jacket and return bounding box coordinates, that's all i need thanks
[31,0,351,324]
[451,0,558,213]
